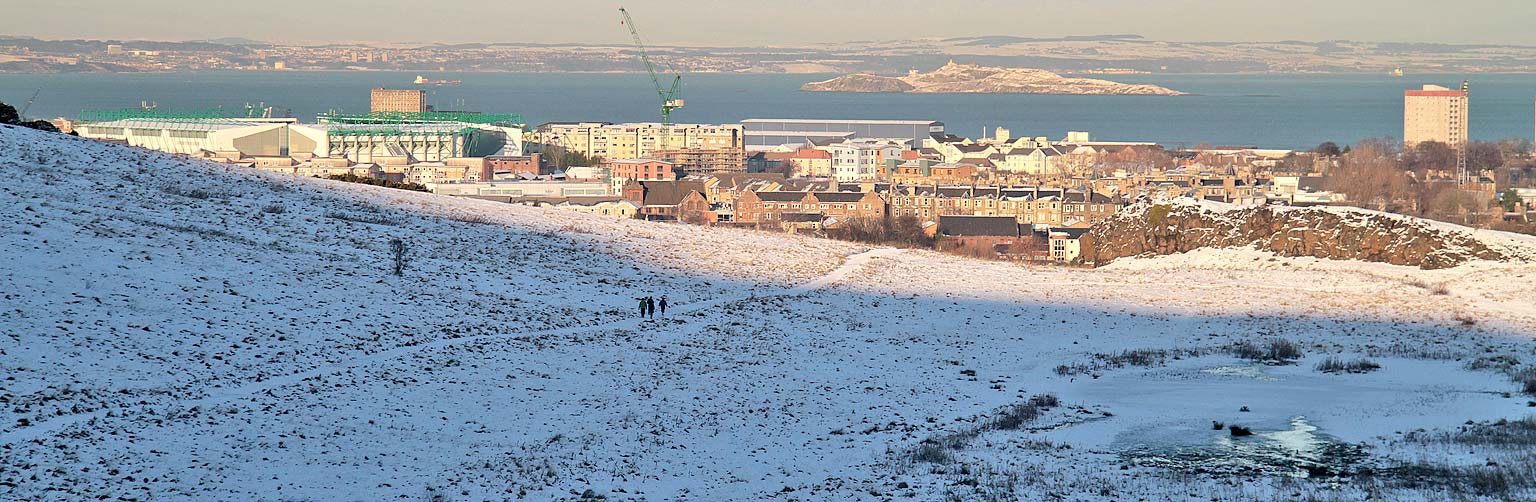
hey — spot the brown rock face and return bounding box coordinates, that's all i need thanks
[1089,202,1511,269]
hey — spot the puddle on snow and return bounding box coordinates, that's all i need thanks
[1200,364,1278,381]
[1119,416,1368,478]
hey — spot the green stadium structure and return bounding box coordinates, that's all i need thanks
[74,108,524,162]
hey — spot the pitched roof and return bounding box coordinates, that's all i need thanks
[1049,227,1091,239]
[610,158,673,165]
[639,180,706,206]
[780,212,825,223]
[752,191,812,202]
[812,192,870,203]
[937,215,1023,237]
[711,172,787,189]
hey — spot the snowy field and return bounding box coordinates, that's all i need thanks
[3,124,1535,501]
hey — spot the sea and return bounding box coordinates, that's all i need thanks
[2,71,1533,150]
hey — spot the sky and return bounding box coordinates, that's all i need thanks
[2,0,1532,46]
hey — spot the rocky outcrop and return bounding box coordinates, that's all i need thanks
[801,61,1185,95]
[800,73,914,93]
[1089,200,1523,269]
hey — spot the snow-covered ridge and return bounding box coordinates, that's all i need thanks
[1091,198,1536,269]
[0,123,856,440]
[5,125,1536,500]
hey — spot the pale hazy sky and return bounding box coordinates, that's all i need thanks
[3,0,1531,46]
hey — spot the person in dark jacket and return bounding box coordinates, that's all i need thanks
[659,296,668,316]
[645,297,655,319]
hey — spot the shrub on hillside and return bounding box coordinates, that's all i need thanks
[1315,356,1381,374]
[0,101,61,133]
[327,173,428,192]
[1145,204,1173,225]
[824,215,934,248]
[1231,338,1303,364]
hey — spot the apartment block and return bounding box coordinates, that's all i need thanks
[370,88,428,113]
[535,122,744,161]
[1403,83,1468,147]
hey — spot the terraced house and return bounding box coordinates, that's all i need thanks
[734,190,885,225]
[887,185,1123,226]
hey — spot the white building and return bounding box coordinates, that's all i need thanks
[548,199,641,219]
[823,140,903,182]
[1000,146,1065,175]
[76,116,523,163]
[533,122,742,160]
[1403,83,1468,148]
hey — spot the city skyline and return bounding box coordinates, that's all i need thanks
[3,0,1533,47]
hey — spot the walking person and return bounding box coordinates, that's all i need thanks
[645,296,656,319]
[659,295,668,316]
[638,297,647,319]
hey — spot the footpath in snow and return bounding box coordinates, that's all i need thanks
[3,125,1536,501]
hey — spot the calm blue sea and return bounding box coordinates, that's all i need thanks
[1,71,1533,149]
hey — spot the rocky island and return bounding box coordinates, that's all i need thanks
[801,61,1185,95]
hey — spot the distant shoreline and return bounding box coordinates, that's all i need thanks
[5,69,1536,76]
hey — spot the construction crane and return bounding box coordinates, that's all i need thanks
[618,7,683,127]
[18,88,40,118]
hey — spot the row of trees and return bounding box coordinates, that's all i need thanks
[535,143,603,171]
[1321,138,1536,225]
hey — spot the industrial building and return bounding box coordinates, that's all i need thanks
[741,119,944,151]
[533,122,743,161]
[76,109,524,164]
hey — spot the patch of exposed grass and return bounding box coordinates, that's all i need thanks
[1146,204,1172,226]
[1315,357,1381,374]
[1231,339,1303,364]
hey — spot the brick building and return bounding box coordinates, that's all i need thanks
[621,180,711,221]
[370,88,428,113]
[935,215,1029,254]
[734,191,814,224]
[734,190,885,225]
[608,159,677,191]
[484,154,543,179]
[808,191,886,221]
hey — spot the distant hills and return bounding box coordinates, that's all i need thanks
[2,34,1535,74]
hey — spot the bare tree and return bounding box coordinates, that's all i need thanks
[1328,139,1415,212]
[1055,152,1100,178]
[389,238,410,276]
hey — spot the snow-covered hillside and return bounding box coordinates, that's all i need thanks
[3,124,1536,501]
